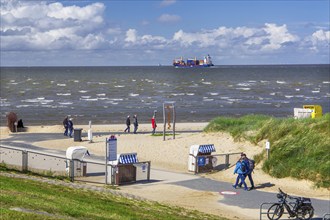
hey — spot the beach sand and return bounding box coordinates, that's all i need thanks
[1,123,329,219]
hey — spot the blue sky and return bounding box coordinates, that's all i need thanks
[1,0,329,66]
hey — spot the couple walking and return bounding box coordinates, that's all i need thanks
[233,153,255,191]
[124,114,138,134]
[63,116,74,138]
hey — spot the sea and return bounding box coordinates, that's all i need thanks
[1,65,329,126]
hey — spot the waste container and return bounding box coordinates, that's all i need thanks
[188,144,216,173]
[74,128,83,142]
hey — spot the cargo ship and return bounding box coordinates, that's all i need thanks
[173,54,214,67]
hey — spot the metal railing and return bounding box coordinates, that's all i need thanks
[0,145,151,185]
[323,213,330,220]
[189,152,241,174]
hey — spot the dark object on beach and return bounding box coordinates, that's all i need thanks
[17,119,24,128]
[6,112,18,132]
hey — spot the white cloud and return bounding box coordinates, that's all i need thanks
[311,29,330,44]
[160,0,176,7]
[125,29,138,43]
[261,23,299,51]
[158,14,181,23]
[1,0,106,50]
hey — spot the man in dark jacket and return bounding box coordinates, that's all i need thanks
[124,115,131,133]
[63,116,68,136]
[133,114,138,134]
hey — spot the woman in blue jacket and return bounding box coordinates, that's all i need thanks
[233,158,249,191]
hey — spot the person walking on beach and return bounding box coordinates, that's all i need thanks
[239,153,255,191]
[133,114,138,134]
[232,157,249,191]
[68,118,74,138]
[151,115,157,135]
[63,116,69,136]
[124,115,131,133]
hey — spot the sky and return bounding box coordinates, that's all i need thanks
[1,0,329,66]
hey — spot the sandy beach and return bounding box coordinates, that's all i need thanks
[1,123,329,219]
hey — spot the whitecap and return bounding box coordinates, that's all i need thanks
[74,80,79,83]
[80,98,98,101]
[270,93,276,96]
[129,93,139,97]
[209,92,219,96]
[96,94,106,96]
[295,88,300,91]
[16,105,33,108]
[57,83,66,86]
[322,81,330,84]
[276,81,286,84]
[202,82,212,85]
[236,88,251,91]
[59,102,73,105]
[33,82,40,85]
[186,93,195,96]
[79,90,88,93]
[203,99,214,102]
[220,97,230,99]
[171,93,185,96]
[57,93,71,96]
[285,95,293,99]
[115,85,125,88]
[98,82,108,85]
[81,96,91,99]
[312,90,320,93]
[237,83,251,87]
[110,98,123,101]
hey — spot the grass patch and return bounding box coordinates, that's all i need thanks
[0,174,226,220]
[204,114,330,188]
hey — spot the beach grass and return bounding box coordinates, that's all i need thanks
[204,114,330,188]
[0,173,225,220]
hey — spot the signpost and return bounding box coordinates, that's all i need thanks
[266,140,270,159]
[163,102,176,141]
[105,135,117,185]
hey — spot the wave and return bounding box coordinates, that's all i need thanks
[57,93,71,96]
[276,81,286,84]
[129,93,139,97]
[57,83,66,86]
[79,90,88,93]
[236,87,251,90]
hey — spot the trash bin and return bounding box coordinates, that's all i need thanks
[74,128,83,142]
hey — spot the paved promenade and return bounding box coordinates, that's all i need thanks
[1,132,329,220]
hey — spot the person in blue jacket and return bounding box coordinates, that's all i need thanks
[232,157,249,191]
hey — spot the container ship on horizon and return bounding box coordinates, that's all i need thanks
[173,54,214,67]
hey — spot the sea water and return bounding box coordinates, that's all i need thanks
[1,65,329,125]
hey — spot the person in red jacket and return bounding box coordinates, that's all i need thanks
[151,115,157,135]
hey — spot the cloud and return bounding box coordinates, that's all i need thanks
[160,0,176,7]
[125,29,138,43]
[158,14,181,23]
[1,0,106,50]
[172,23,300,53]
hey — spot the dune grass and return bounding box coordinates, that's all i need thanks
[204,114,330,188]
[0,173,224,220]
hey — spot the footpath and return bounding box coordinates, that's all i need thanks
[1,132,329,220]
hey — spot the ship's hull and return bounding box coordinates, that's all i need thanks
[174,64,214,68]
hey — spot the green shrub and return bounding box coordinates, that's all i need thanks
[205,114,330,188]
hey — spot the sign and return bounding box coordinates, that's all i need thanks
[197,157,206,167]
[265,140,270,150]
[107,135,117,161]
